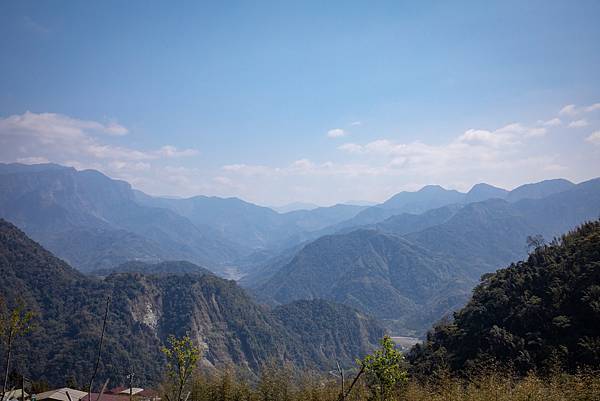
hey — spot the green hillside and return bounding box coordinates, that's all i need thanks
[408,220,600,375]
[0,219,384,387]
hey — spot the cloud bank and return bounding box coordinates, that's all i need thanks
[0,103,599,205]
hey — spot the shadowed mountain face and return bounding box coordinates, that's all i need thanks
[0,219,384,387]
[252,179,600,336]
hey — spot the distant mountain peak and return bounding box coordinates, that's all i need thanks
[465,183,508,203]
[418,184,447,192]
[507,178,575,202]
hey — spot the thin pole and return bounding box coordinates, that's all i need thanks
[1,328,14,401]
[88,297,110,401]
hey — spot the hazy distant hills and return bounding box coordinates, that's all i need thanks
[0,163,244,272]
[0,162,586,277]
[0,219,384,386]
[320,178,578,233]
[134,190,367,251]
[0,163,370,272]
[1,162,598,338]
[252,178,600,335]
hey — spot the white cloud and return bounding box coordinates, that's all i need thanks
[350,121,362,126]
[104,122,129,136]
[156,145,199,158]
[568,119,589,128]
[337,143,363,154]
[542,118,561,127]
[559,104,578,116]
[16,156,50,164]
[0,112,197,163]
[0,111,129,139]
[0,111,202,198]
[586,131,600,145]
[558,102,600,117]
[1,107,598,205]
[585,103,600,112]
[327,128,346,138]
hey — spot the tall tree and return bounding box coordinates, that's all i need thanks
[359,336,407,401]
[161,335,201,401]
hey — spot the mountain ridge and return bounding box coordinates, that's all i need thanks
[0,218,385,386]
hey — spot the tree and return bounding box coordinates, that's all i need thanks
[0,298,35,401]
[526,234,545,252]
[161,335,201,401]
[358,336,407,401]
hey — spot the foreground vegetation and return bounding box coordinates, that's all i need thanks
[409,220,600,376]
[158,335,600,401]
[174,368,600,401]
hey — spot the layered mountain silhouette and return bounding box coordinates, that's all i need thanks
[251,178,600,335]
[0,163,367,272]
[1,162,597,338]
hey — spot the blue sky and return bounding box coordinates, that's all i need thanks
[1,1,599,205]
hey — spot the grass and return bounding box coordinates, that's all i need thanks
[179,368,600,401]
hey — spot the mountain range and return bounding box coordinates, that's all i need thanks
[0,219,384,387]
[250,178,600,335]
[0,163,367,273]
[1,162,598,337]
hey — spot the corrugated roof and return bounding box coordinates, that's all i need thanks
[36,388,88,401]
[1,389,29,401]
[116,389,143,396]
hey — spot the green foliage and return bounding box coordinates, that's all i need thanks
[358,336,407,401]
[0,298,36,400]
[171,367,600,401]
[0,298,35,342]
[408,220,600,376]
[0,219,383,388]
[162,335,202,401]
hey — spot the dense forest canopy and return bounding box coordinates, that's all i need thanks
[408,220,600,376]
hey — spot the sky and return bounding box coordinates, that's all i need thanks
[0,1,599,206]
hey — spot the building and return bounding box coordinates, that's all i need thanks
[35,388,88,401]
[1,389,29,401]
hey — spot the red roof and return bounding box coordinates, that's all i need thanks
[136,390,157,398]
[81,394,129,401]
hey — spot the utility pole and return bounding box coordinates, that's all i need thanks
[127,373,134,401]
[88,296,110,401]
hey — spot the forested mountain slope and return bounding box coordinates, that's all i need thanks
[408,220,600,375]
[0,219,384,387]
[89,260,214,277]
[253,179,600,336]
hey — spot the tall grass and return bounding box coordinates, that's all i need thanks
[182,368,600,401]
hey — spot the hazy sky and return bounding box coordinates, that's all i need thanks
[1,1,599,206]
